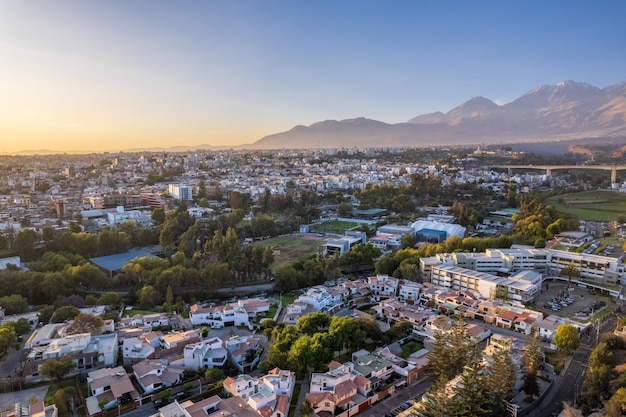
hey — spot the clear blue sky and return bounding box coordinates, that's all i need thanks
[1,0,625,152]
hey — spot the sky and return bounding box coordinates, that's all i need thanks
[1,0,625,153]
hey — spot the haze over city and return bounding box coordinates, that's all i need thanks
[1,0,625,153]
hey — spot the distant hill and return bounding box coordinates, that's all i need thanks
[250,81,626,149]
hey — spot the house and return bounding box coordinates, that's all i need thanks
[119,312,170,329]
[159,329,201,352]
[85,367,139,415]
[367,274,399,300]
[0,401,57,417]
[398,280,422,302]
[183,338,228,369]
[156,395,263,417]
[23,333,118,379]
[282,301,317,325]
[225,335,262,373]
[121,337,156,366]
[223,369,295,417]
[132,359,184,394]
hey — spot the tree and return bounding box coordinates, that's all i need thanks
[603,387,626,417]
[98,292,121,307]
[137,285,161,309]
[401,233,416,249]
[416,376,451,417]
[554,324,580,354]
[0,294,29,315]
[204,368,224,382]
[40,355,74,381]
[151,208,166,226]
[0,325,16,354]
[13,229,38,261]
[66,313,104,335]
[337,203,353,217]
[451,349,492,417]
[427,318,474,381]
[296,312,331,336]
[300,400,313,417]
[488,340,517,414]
[560,263,580,289]
[13,318,32,335]
[51,306,80,323]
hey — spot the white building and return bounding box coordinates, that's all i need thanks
[168,184,193,201]
[430,264,541,303]
[183,337,228,369]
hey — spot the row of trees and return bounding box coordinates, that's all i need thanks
[420,318,543,417]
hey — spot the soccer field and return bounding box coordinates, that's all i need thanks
[310,219,360,234]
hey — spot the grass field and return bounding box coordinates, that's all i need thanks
[545,190,626,221]
[255,236,323,271]
[310,219,361,234]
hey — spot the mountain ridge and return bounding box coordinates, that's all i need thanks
[250,81,626,149]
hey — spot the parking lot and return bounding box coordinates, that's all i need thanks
[533,281,614,323]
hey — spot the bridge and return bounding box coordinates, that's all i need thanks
[494,165,626,183]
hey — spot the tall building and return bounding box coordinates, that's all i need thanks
[168,184,193,201]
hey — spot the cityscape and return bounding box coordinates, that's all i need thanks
[2,2,626,417]
[0,145,626,417]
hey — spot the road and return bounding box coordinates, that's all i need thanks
[522,315,615,416]
[357,377,432,417]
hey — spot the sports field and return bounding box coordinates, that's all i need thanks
[310,219,361,234]
[545,190,626,221]
[256,235,324,270]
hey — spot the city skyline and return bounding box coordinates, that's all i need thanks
[1,0,625,153]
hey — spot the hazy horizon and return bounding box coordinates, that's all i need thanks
[1,0,625,153]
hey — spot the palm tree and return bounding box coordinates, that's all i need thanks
[616,315,626,332]
[560,263,580,289]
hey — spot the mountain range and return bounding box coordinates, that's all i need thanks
[249,81,626,150]
[5,81,626,155]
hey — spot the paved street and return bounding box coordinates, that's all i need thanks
[358,377,432,417]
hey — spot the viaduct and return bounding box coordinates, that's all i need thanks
[494,165,626,183]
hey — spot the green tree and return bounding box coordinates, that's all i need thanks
[138,285,161,309]
[296,312,331,336]
[300,400,313,417]
[554,324,580,355]
[13,229,38,261]
[13,318,32,335]
[0,325,17,353]
[488,340,517,414]
[427,318,474,381]
[204,368,224,382]
[337,203,353,217]
[39,355,74,381]
[51,306,80,323]
[401,233,416,249]
[451,349,492,417]
[98,292,121,307]
[151,208,166,226]
[0,294,29,315]
[416,375,450,417]
[560,263,580,289]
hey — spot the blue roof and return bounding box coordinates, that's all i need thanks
[90,250,156,273]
